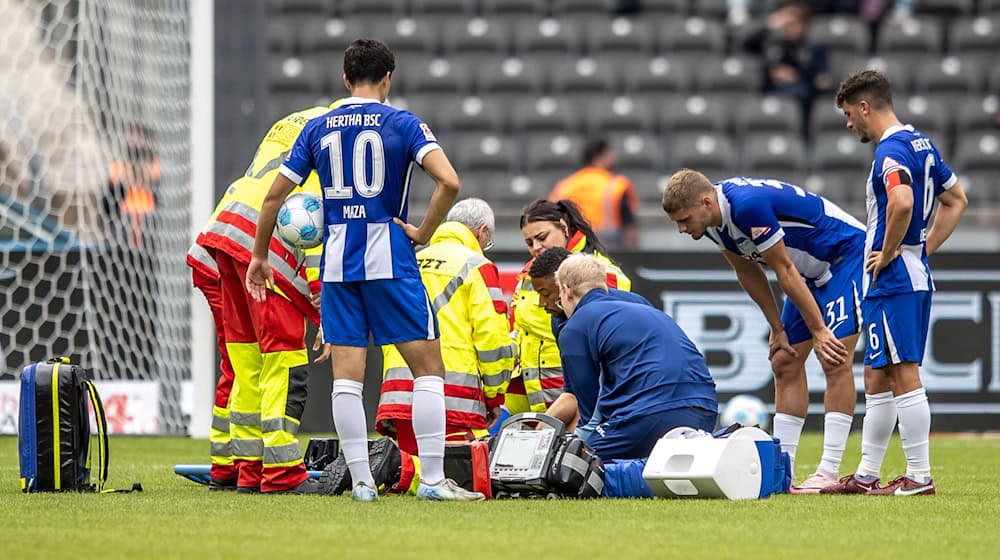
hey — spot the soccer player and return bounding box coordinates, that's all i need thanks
[821,69,967,496]
[247,39,483,501]
[551,254,718,461]
[529,246,651,444]
[190,102,338,494]
[662,169,863,492]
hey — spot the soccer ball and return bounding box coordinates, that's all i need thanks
[276,192,324,249]
[719,394,770,431]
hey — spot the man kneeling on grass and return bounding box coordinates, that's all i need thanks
[546,254,719,461]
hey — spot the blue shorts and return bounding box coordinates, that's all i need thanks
[321,277,439,347]
[589,407,718,461]
[782,261,864,345]
[862,291,931,368]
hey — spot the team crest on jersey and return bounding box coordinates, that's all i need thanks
[419,123,436,141]
[751,226,771,240]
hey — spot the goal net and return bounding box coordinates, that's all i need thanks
[0,0,195,435]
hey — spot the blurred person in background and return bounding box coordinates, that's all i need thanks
[105,124,159,249]
[549,138,639,251]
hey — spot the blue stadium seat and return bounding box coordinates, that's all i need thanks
[732,95,802,137]
[550,57,619,101]
[658,17,727,54]
[668,132,738,180]
[509,96,582,135]
[584,96,655,136]
[659,94,729,135]
[622,55,695,96]
[741,133,808,177]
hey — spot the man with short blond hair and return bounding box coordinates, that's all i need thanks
[549,254,717,461]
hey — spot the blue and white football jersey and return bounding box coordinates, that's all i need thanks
[280,96,441,282]
[706,177,866,287]
[863,124,957,297]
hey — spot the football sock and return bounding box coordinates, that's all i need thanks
[857,391,897,478]
[412,375,446,485]
[331,380,375,489]
[772,413,806,473]
[818,412,853,475]
[895,387,932,483]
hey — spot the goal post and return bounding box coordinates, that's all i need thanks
[0,0,211,436]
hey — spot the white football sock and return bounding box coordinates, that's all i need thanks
[895,387,932,482]
[772,413,806,473]
[331,380,375,488]
[412,375,446,485]
[818,412,853,475]
[856,391,897,478]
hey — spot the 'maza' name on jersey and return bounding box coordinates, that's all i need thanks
[343,205,366,218]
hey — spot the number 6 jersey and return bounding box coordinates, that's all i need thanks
[279,96,441,282]
[865,124,957,298]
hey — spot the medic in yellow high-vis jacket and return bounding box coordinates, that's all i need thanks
[507,199,632,414]
[377,214,514,457]
[188,102,339,492]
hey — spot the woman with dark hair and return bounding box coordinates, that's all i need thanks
[505,199,632,415]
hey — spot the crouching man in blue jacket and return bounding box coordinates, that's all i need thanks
[549,254,719,461]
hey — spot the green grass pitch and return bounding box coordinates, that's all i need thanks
[2,433,998,560]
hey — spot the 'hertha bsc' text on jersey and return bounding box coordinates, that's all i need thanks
[706,177,866,287]
[279,96,441,282]
[864,124,957,298]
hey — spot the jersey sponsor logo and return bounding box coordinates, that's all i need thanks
[750,226,771,240]
[419,123,436,142]
[868,350,883,361]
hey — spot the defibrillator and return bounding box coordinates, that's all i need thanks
[489,412,605,498]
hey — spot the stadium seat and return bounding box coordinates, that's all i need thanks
[551,0,615,26]
[875,17,944,63]
[609,133,663,173]
[440,18,509,60]
[694,56,761,97]
[481,0,548,23]
[984,0,1000,13]
[911,0,975,16]
[585,96,655,136]
[659,94,729,135]
[457,171,523,200]
[990,64,1000,93]
[452,134,520,173]
[640,0,689,15]
[629,171,672,204]
[266,92,327,124]
[658,17,727,55]
[895,94,950,147]
[808,15,869,58]
[524,134,582,174]
[341,0,405,17]
[732,96,802,138]
[802,172,869,206]
[912,56,983,95]
[586,17,656,64]
[689,0,729,20]
[622,56,695,96]
[549,57,619,100]
[277,0,332,16]
[435,95,507,135]
[856,54,915,93]
[810,132,873,177]
[953,94,1000,136]
[404,57,474,95]
[502,173,558,205]
[741,133,808,177]
[370,17,440,59]
[956,171,999,203]
[948,16,1000,67]
[389,96,440,126]
[810,97,849,138]
[476,58,547,100]
[512,18,585,64]
[668,132,738,180]
[509,96,581,135]
[411,0,478,17]
[268,55,326,93]
[266,15,305,54]
[299,18,361,56]
[954,132,1000,173]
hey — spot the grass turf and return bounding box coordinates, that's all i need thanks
[1,433,998,560]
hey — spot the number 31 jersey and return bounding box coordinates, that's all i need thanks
[865,124,957,298]
[280,96,441,282]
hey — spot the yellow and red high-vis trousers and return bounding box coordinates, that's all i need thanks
[189,252,238,482]
[217,252,309,493]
